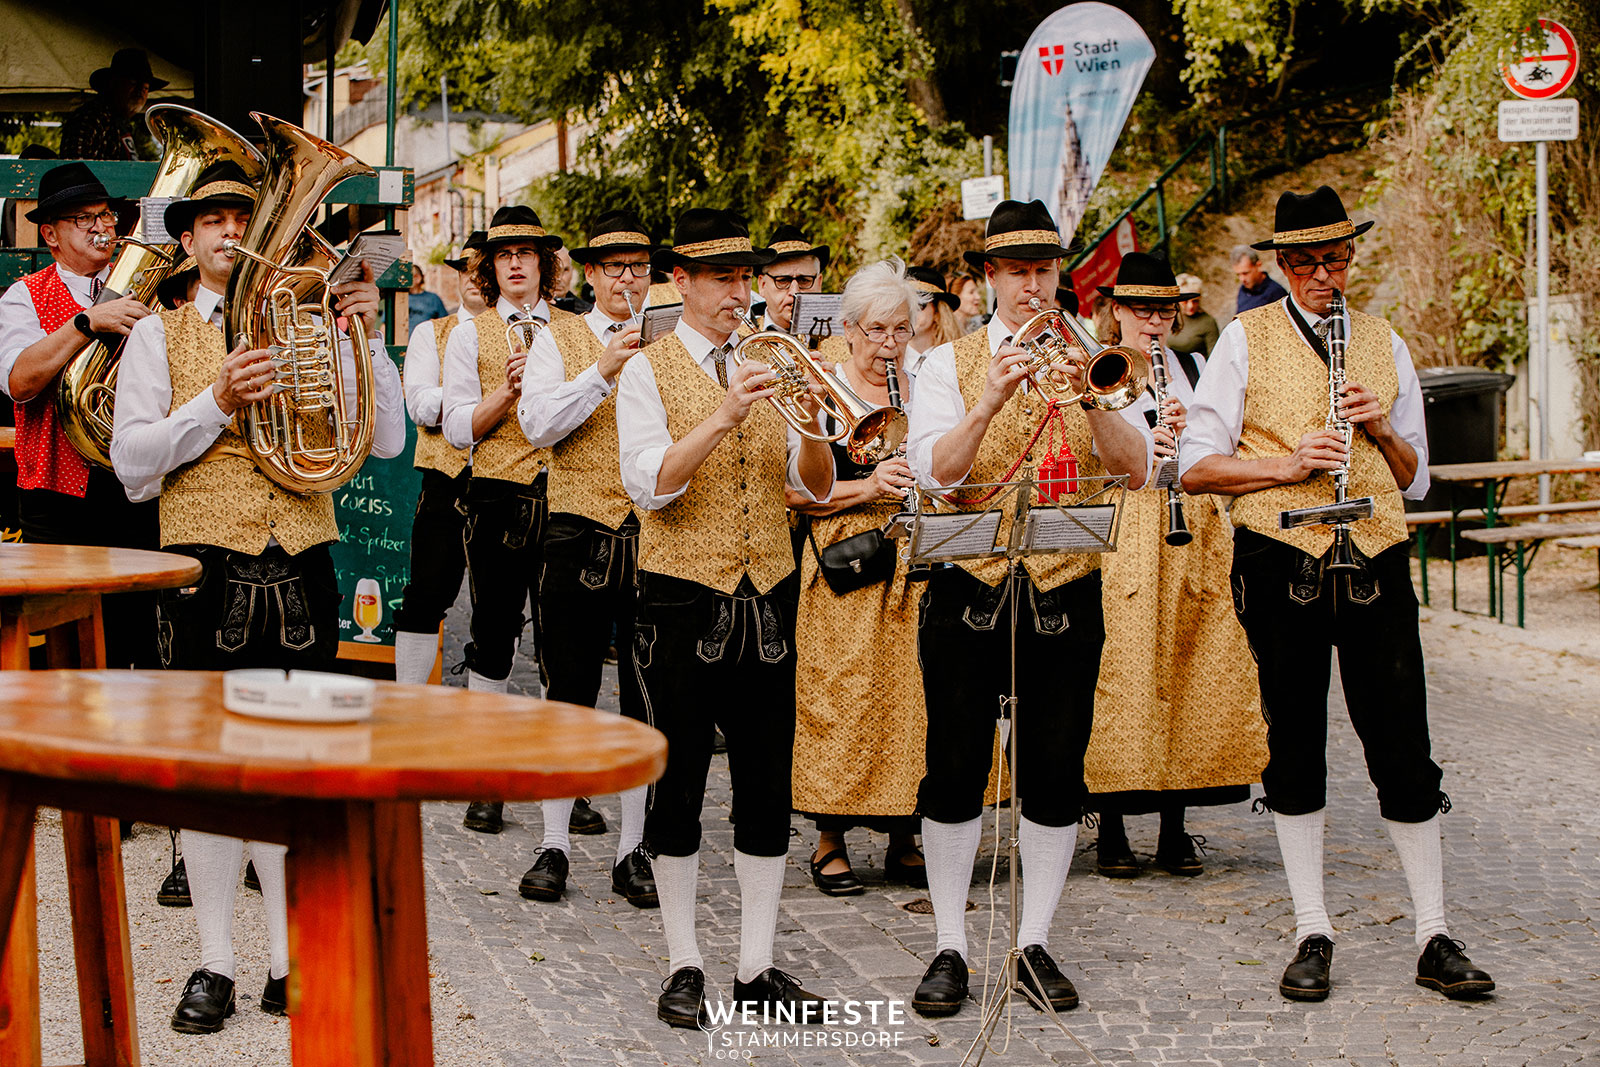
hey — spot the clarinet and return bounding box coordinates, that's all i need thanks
[1324,291,1360,571]
[1148,338,1192,547]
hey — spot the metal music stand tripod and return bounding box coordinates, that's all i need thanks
[890,472,1126,1067]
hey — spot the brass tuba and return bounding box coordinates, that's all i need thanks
[223,113,378,494]
[1014,297,1150,410]
[730,307,906,464]
[56,105,264,468]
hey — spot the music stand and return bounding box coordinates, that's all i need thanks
[900,472,1126,1067]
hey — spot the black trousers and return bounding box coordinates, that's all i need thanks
[1230,529,1443,823]
[917,566,1105,828]
[637,571,799,858]
[536,512,645,723]
[157,543,340,671]
[19,466,161,669]
[461,474,546,681]
[392,466,469,635]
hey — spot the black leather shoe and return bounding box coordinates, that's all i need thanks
[657,967,708,1028]
[243,859,260,892]
[1018,944,1079,1011]
[463,801,504,834]
[612,844,659,908]
[732,968,826,1022]
[518,848,569,901]
[1416,934,1495,999]
[157,857,191,908]
[1096,837,1140,878]
[885,846,928,888]
[569,797,607,835]
[260,972,288,1016]
[912,950,970,1017]
[170,969,235,1034]
[1155,833,1206,877]
[809,847,864,896]
[1280,935,1334,1001]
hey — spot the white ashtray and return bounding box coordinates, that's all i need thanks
[223,669,376,723]
[1584,450,1600,462]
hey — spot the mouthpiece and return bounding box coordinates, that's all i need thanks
[1028,297,1044,311]
[90,233,113,251]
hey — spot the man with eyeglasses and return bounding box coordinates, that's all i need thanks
[754,224,828,334]
[1182,186,1493,1005]
[0,161,160,668]
[509,210,657,908]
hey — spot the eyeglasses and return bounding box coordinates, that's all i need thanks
[763,273,818,292]
[853,323,914,345]
[494,249,539,264]
[1127,304,1179,321]
[597,261,652,278]
[58,209,119,231]
[1281,251,1353,277]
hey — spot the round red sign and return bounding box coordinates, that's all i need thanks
[1500,19,1580,100]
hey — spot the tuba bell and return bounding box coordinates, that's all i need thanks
[1014,297,1150,411]
[223,113,378,494]
[56,105,265,468]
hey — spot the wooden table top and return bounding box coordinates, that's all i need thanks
[1460,520,1600,544]
[0,670,666,802]
[0,543,202,597]
[1429,458,1600,482]
[0,426,13,450]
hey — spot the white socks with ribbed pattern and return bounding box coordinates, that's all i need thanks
[654,851,703,975]
[249,841,290,981]
[734,851,785,983]
[1017,817,1077,950]
[1387,816,1449,948]
[1274,810,1334,942]
[392,629,440,685]
[922,816,983,959]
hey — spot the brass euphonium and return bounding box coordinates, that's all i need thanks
[729,307,906,464]
[56,105,264,468]
[1015,297,1150,410]
[223,113,378,494]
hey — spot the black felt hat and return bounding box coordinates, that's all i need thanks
[1054,286,1080,318]
[162,161,256,236]
[906,265,960,311]
[481,205,563,251]
[962,199,1076,269]
[443,230,487,271]
[89,49,169,94]
[24,161,136,225]
[765,224,830,272]
[569,210,655,264]
[653,209,776,270]
[1095,252,1195,302]
[155,255,199,309]
[1250,185,1374,251]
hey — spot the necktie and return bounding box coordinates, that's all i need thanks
[714,343,731,389]
[90,276,103,303]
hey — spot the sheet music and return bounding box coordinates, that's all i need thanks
[911,510,1003,560]
[790,293,844,340]
[139,197,175,245]
[1022,505,1118,552]
[642,303,684,345]
[328,231,405,285]
[1152,457,1180,489]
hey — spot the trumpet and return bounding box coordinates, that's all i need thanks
[730,307,906,464]
[506,302,541,354]
[1147,336,1192,546]
[1014,297,1149,410]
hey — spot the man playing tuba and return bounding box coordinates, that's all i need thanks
[109,159,405,1033]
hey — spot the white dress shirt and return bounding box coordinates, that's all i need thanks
[0,261,110,400]
[441,295,549,450]
[402,306,466,428]
[615,317,831,511]
[517,304,630,448]
[1177,297,1429,499]
[110,284,405,502]
[907,315,1156,490]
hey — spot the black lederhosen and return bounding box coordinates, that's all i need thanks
[392,466,470,635]
[461,472,546,681]
[536,511,644,723]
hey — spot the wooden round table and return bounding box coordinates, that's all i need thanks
[0,670,667,1067]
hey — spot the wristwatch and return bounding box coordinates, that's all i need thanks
[73,313,94,339]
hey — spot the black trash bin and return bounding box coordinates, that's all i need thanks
[1410,366,1514,557]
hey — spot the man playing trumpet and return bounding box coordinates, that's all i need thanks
[1181,185,1494,1004]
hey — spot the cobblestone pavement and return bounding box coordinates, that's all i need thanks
[35,586,1600,1066]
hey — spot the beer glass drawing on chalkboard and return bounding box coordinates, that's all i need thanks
[353,578,383,642]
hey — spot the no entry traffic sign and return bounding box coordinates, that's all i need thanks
[1500,19,1579,100]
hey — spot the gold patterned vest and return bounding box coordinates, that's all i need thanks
[545,309,635,529]
[471,309,549,483]
[952,328,1106,590]
[636,334,795,594]
[157,304,338,555]
[1228,302,1408,558]
[407,313,469,477]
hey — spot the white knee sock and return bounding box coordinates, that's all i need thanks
[466,669,508,693]
[540,799,574,854]
[392,630,440,686]
[1017,817,1077,951]
[184,830,244,979]
[1274,811,1334,942]
[653,852,703,975]
[249,842,290,980]
[734,851,785,984]
[1386,816,1448,948]
[922,816,983,959]
[617,786,648,861]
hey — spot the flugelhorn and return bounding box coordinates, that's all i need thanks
[730,307,906,464]
[1147,336,1192,546]
[506,302,541,353]
[223,113,378,495]
[1014,297,1149,410]
[57,105,264,468]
